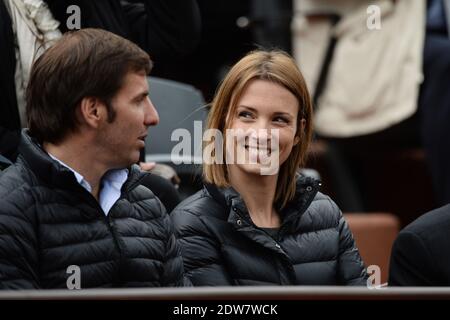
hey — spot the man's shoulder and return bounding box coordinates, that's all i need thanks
[389,205,450,285]
[400,204,450,245]
[0,161,37,226]
[123,171,171,220]
[0,161,33,198]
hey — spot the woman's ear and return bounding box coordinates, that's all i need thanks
[300,118,306,131]
[294,119,306,146]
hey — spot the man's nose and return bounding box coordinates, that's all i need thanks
[145,98,159,126]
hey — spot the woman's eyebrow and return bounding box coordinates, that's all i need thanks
[237,105,257,112]
[273,111,294,118]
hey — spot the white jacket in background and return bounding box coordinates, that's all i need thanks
[292,0,426,137]
[4,0,61,128]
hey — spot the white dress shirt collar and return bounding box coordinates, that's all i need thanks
[48,153,129,215]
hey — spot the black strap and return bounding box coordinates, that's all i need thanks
[312,14,341,109]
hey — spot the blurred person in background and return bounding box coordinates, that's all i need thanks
[292,0,426,212]
[420,0,450,207]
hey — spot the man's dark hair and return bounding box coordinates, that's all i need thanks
[26,28,152,144]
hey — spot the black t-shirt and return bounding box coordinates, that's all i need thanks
[260,227,280,240]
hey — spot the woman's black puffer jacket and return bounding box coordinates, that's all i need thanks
[171,175,368,286]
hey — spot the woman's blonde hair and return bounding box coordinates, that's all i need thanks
[203,50,313,209]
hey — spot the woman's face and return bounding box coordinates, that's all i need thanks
[226,79,301,176]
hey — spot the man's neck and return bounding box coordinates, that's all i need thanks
[43,137,109,200]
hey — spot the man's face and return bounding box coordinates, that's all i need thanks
[97,71,159,168]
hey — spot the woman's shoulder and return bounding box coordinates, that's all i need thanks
[171,186,227,220]
[170,186,230,237]
[298,191,343,230]
[310,191,341,213]
[294,175,340,214]
[295,174,340,214]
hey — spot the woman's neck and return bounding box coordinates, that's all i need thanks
[228,167,280,228]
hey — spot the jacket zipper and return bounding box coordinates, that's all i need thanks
[233,206,293,284]
[78,171,146,286]
[103,171,146,286]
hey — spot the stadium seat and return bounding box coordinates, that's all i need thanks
[344,212,400,285]
[145,77,207,198]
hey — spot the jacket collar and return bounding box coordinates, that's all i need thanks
[18,129,143,192]
[205,175,320,275]
[205,174,320,226]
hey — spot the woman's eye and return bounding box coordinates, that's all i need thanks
[273,116,288,123]
[238,111,253,119]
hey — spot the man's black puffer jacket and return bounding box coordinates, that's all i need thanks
[0,131,186,289]
[171,176,368,286]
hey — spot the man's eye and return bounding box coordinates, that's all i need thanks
[135,97,146,104]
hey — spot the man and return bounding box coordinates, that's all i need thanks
[389,204,450,286]
[0,0,201,162]
[0,0,197,211]
[0,28,186,289]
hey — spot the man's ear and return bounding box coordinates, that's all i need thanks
[79,97,107,128]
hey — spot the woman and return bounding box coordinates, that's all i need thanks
[171,50,367,286]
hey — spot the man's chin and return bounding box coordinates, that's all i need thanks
[114,157,139,170]
[130,155,141,167]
